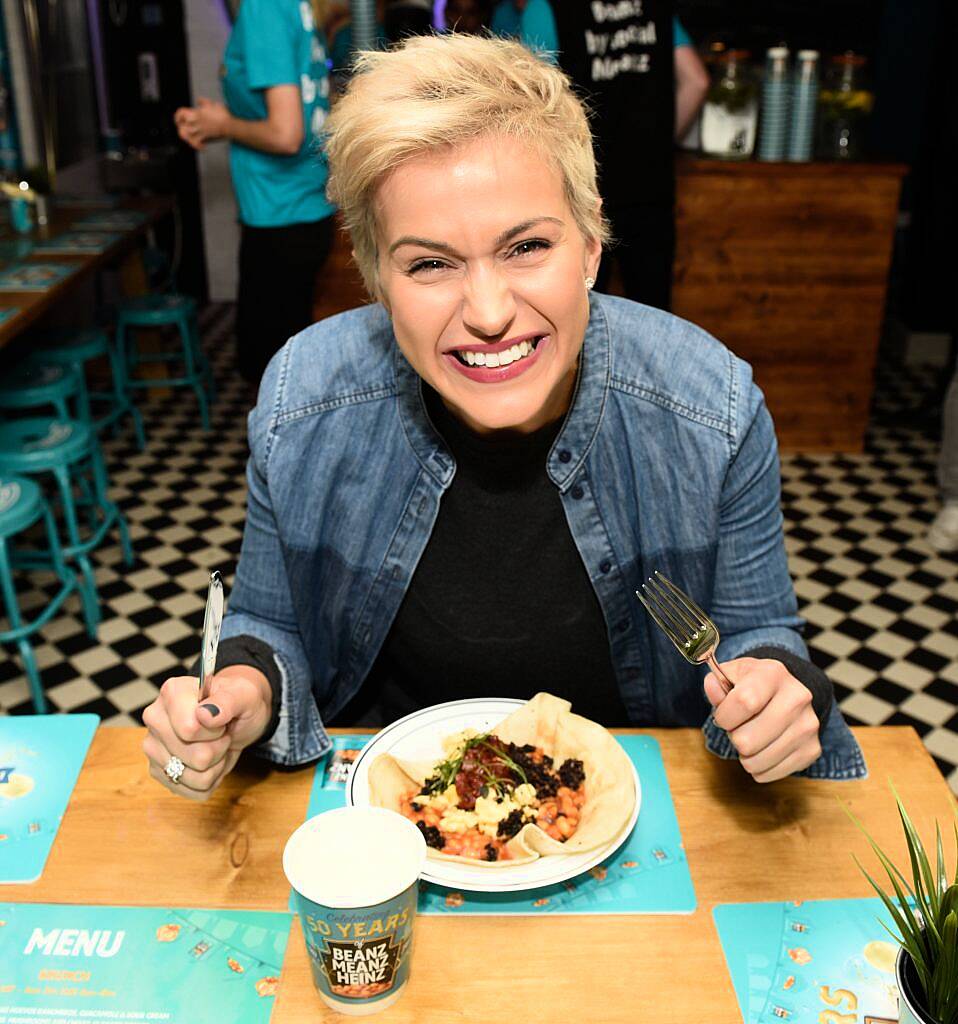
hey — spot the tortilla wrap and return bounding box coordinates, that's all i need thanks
[367,692,636,867]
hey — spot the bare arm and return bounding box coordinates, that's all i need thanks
[175,83,304,156]
[674,45,710,141]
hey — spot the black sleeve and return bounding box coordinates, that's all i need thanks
[191,634,283,744]
[741,644,835,735]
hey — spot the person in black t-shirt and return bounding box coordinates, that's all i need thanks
[490,2,709,309]
[547,2,706,310]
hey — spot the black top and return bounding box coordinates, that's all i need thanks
[216,389,836,744]
[334,383,629,726]
[548,0,676,207]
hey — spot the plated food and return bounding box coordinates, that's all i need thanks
[367,693,636,867]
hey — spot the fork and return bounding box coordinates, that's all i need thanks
[636,570,734,695]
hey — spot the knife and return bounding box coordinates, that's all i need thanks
[198,571,225,704]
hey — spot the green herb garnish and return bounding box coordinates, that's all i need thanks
[421,733,527,796]
[421,732,491,794]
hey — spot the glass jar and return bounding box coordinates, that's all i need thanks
[700,51,759,160]
[817,52,874,160]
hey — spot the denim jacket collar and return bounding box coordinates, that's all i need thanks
[394,296,613,492]
[394,344,455,489]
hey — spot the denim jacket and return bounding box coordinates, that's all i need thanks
[225,293,866,780]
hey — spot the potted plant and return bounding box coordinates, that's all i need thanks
[845,790,958,1024]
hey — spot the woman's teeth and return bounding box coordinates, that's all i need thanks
[455,338,540,367]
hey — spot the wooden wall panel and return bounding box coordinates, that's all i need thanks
[672,158,906,452]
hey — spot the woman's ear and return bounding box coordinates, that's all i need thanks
[585,234,602,283]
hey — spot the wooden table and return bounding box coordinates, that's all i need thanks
[673,158,907,453]
[2,726,951,1022]
[0,196,173,352]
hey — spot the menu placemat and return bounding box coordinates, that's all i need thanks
[0,714,98,884]
[0,263,75,292]
[302,733,696,915]
[34,231,121,254]
[0,903,291,1024]
[72,211,146,231]
[713,898,902,1024]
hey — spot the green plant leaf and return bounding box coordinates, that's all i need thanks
[938,823,948,902]
[954,820,958,887]
[930,910,957,1018]
[855,854,931,987]
[894,787,939,918]
[841,798,915,893]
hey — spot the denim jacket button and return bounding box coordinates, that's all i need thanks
[571,484,584,500]
[558,449,572,463]
[599,560,611,573]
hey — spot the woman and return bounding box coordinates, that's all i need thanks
[174,0,336,388]
[145,34,864,799]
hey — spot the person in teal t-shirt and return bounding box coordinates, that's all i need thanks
[489,0,557,56]
[174,0,336,388]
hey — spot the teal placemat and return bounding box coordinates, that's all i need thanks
[714,898,902,1023]
[34,230,121,254]
[0,714,99,884]
[0,903,290,1022]
[0,263,74,291]
[0,307,18,325]
[299,733,696,916]
[72,210,146,231]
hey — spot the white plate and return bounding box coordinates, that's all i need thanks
[346,697,641,893]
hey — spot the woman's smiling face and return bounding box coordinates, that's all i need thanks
[376,135,601,434]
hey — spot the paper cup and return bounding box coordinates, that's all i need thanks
[283,806,427,1016]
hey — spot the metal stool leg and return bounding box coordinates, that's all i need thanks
[176,310,210,431]
[107,336,146,450]
[41,500,95,638]
[90,442,133,567]
[70,362,93,424]
[51,465,101,628]
[0,537,47,712]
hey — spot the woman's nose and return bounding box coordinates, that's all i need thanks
[461,266,517,339]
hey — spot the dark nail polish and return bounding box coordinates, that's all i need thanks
[201,703,220,717]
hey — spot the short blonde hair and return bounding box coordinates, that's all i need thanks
[324,33,609,300]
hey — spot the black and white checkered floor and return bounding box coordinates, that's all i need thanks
[2,305,956,789]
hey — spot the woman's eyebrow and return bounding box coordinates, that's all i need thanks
[388,217,564,257]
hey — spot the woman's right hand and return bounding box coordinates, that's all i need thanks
[142,668,273,801]
[174,105,204,150]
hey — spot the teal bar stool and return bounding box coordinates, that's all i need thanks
[0,361,89,423]
[0,473,86,713]
[115,294,214,430]
[0,418,133,629]
[31,326,146,450]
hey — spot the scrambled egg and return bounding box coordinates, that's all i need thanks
[411,783,459,812]
[411,743,541,839]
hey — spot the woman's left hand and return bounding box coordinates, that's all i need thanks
[704,657,822,783]
[174,97,231,150]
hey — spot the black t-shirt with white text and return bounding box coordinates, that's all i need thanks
[548,0,675,207]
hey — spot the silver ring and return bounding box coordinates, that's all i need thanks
[164,756,185,785]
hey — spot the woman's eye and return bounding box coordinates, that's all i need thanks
[510,239,551,258]
[408,259,448,276]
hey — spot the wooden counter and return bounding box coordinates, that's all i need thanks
[0,196,173,352]
[673,158,907,452]
[3,725,951,1022]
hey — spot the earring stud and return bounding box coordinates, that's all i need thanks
[585,276,595,291]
